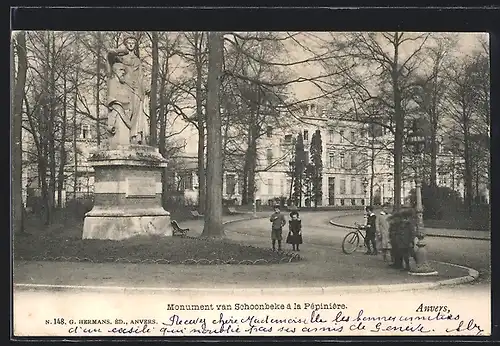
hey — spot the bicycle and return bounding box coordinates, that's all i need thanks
[341,222,367,254]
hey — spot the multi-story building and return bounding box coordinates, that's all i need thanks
[255,103,373,207]
[253,102,472,207]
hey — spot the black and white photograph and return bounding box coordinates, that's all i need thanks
[11,23,492,338]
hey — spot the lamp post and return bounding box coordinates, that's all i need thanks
[407,120,426,229]
[407,119,437,276]
[362,177,368,206]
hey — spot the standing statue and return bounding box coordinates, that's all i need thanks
[106,35,150,147]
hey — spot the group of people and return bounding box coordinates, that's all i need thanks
[268,203,419,272]
[363,204,419,271]
[269,205,302,252]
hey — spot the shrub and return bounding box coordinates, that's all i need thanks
[408,184,463,220]
[66,197,94,219]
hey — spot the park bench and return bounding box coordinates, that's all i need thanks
[190,210,204,218]
[171,220,189,237]
[227,207,238,215]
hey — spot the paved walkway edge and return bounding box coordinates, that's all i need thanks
[328,219,490,241]
[13,214,480,294]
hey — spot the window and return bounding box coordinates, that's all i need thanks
[329,152,335,168]
[351,131,355,142]
[303,130,309,141]
[266,148,273,166]
[345,153,351,169]
[351,153,356,169]
[329,130,334,143]
[340,153,345,168]
[284,134,292,143]
[280,179,285,195]
[226,174,236,195]
[286,178,292,195]
[340,179,346,194]
[361,129,366,138]
[339,130,344,143]
[266,126,273,138]
[351,177,356,194]
[268,179,273,195]
[81,124,91,139]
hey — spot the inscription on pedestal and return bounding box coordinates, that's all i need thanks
[126,177,156,198]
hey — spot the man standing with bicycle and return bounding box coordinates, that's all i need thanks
[364,206,378,255]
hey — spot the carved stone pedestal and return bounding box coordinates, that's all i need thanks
[82,145,171,240]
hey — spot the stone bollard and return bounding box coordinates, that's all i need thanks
[409,234,438,276]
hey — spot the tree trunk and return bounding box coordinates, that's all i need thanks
[197,124,206,213]
[463,130,473,213]
[47,33,56,222]
[221,105,230,198]
[241,163,248,205]
[149,31,159,146]
[72,59,80,199]
[12,31,28,234]
[158,80,168,208]
[202,31,224,237]
[247,136,258,204]
[195,33,206,214]
[57,75,68,208]
[370,136,375,206]
[392,84,403,211]
[247,109,260,204]
[241,121,253,205]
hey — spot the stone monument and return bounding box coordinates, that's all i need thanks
[82,35,172,240]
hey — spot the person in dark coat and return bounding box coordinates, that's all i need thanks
[364,206,377,255]
[286,210,303,251]
[389,209,416,271]
[269,205,286,251]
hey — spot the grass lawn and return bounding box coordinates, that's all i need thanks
[14,214,300,265]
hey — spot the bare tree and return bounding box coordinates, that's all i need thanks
[324,32,431,211]
[411,35,458,188]
[442,55,481,212]
[173,32,208,214]
[12,31,28,234]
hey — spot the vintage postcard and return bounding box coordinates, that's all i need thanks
[11,28,491,338]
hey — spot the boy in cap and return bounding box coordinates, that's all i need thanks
[270,205,286,251]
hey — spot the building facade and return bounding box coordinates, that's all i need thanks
[253,103,471,207]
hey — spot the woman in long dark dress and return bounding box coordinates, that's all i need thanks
[286,211,303,251]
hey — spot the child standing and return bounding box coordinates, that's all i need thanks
[286,211,303,251]
[269,205,286,251]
